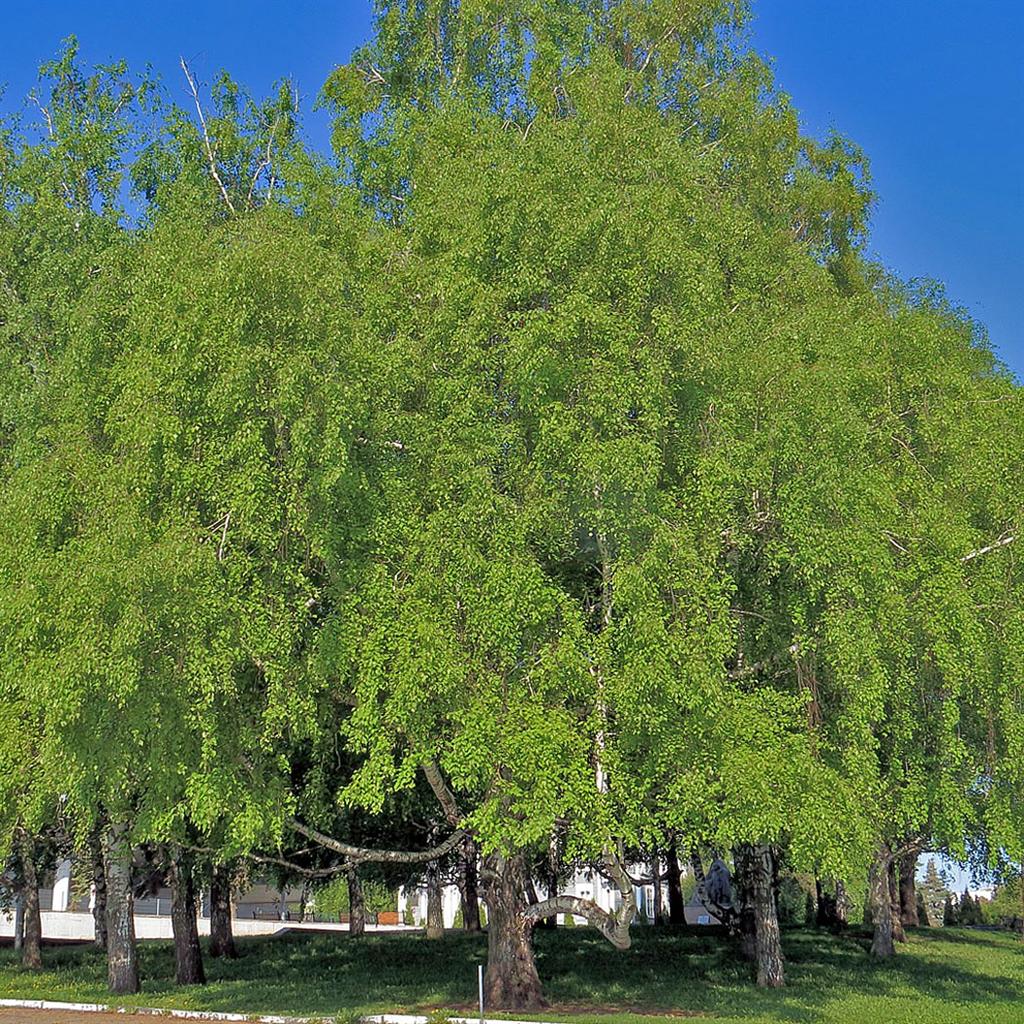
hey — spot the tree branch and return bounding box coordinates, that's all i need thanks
[247,851,350,879]
[623,24,678,102]
[179,841,350,880]
[27,93,55,140]
[289,818,466,866]
[246,115,281,210]
[421,760,463,828]
[962,533,1015,564]
[180,57,236,214]
[525,848,635,950]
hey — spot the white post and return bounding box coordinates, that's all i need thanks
[478,963,484,1021]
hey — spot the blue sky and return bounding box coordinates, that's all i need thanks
[2,1,1021,377]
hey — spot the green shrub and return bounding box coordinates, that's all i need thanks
[313,876,397,920]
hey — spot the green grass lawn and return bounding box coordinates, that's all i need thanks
[1,926,1021,1024]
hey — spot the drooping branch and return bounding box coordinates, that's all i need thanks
[248,851,350,879]
[289,818,467,865]
[177,841,349,880]
[524,848,635,950]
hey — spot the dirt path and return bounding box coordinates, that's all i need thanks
[0,1013,184,1024]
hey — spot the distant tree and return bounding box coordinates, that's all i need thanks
[983,872,1023,930]
[958,888,983,926]
[943,894,958,927]
[918,859,951,927]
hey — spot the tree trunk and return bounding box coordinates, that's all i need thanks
[17,833,42,971]
[483,853,545,1011]
[815,878,846,930]
[13,892,24,951]
[525,876,541,908]
[651,843,665,926]
[732,845,757,962]
[888,858,906,943]
[208,862,237,959]
[750,845,784,987]
[835,879,849,927]
[103,822,140,994]
[459,838,482,931]
[868,843,896,959]
[665,842,686,926]
[90,829,108,951]
[168,849,205,986]
[815,879,829,927]
[899,853,919,928]
[348,867,366,937]
[537,830,561,931]
[425,859,444,939]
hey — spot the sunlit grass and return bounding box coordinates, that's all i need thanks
[1,926,1021,1023]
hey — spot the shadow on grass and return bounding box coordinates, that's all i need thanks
[0,925,1021,1023]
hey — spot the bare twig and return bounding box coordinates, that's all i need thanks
[962,533,1016,564]
[217,511,231,562]
[624,24,678,102]
[180,57,236,214]
[27,92,55,139]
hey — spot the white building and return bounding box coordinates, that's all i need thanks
[399,862,720,927]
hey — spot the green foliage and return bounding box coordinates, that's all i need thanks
[314,876,396,919]
[1,2,1021,968]
[776,874,813,927]
[955,889,984,927]
[982,874,1023,928]
[943,896,958,928]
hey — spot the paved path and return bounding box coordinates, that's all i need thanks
[0,911,418,943]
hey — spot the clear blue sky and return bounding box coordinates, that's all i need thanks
[2,1,1021,377]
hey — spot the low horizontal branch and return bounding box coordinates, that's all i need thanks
[527,850,635,950]
[289,818,467,866]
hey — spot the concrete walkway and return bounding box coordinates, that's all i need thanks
[0,911,417,942]
[0,1005,548,1024]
